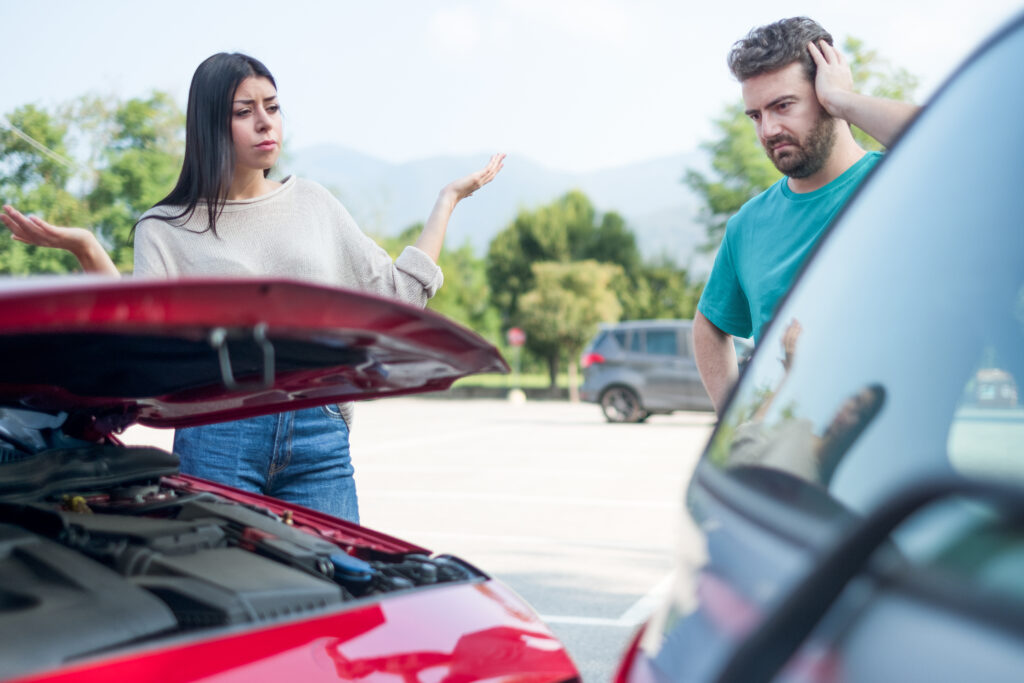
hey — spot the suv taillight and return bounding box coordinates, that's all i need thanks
[581,352,605,369]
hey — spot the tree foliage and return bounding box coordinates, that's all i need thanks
[620,257,704,321]
[485,189,701,386]
[0,105,88,273]
[486,190,640,323]
[84,93,184,270]
[518,260,622,393]
[686,37,919,251]
[0,93,183,274]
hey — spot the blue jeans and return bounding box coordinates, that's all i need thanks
[173,405,359,523]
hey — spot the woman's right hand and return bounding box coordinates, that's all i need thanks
[2,204,89,250]
[1,205,121,276]
[442,153,506,202]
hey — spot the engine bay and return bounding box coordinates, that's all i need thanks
[0,438,482,677]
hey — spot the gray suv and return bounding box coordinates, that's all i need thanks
[579,319,750,422]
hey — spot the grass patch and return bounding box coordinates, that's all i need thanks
[454,372,574,389]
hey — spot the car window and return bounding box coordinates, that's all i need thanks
[680,329,694,358]
[590,330,617,354]
[705,22,1024,519]
[612,329,628,349]
[630,330,643,353]
[646,329,678,356]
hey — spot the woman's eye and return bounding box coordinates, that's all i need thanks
[235,109,251,117]
[267,105,280,113]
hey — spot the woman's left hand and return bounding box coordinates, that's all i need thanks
[444,153,506,202]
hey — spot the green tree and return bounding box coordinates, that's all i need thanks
[431,241,501,342]
[619,257,704,320]
[0,93,183,274]
[82,93,184,270]
[686,38,919,251]
[486,190,639,324]
[0,105,90,273]
[518,260,623,395]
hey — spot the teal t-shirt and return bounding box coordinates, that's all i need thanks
[698,151,882,342]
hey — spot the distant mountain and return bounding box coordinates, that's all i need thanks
[282,145,714,273]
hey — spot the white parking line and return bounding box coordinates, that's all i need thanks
[538,615,636,627]
[357,464,664,480]
[361,490,676,509]
[539,573,674,628]
[350,425,518,455]
[618,572,675,624]
[378,529,667,553]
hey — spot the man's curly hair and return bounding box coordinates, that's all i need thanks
[728,17,834,82]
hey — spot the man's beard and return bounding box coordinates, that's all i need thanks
[765,112,837,179]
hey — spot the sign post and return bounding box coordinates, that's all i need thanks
[506,327,526,402]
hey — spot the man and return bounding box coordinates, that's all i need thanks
[694,17,919,413]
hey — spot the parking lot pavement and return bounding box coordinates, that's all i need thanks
[121,397,715,682]
[351,397,714,682]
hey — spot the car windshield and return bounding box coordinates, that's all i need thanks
[704,18,1024,517]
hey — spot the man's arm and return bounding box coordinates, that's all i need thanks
[809,40,921,148]
[694,310,739,415]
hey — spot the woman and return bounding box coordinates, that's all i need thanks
[1,53,504,522]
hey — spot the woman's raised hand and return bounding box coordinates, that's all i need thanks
[443,153,506,202]
[1,205,120,276]
[415,154,506,262]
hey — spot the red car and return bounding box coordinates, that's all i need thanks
[0,277,579,683]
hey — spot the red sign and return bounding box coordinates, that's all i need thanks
[507,327,526,347]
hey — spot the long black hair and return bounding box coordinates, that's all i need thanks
[139,53,277,235]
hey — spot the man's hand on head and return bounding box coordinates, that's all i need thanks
[808,40,855,120]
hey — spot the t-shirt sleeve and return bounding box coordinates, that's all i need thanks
[697,226,752,339]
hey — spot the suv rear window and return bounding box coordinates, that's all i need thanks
[645,329,678,356]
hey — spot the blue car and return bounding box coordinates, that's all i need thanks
[616,11,1024,683]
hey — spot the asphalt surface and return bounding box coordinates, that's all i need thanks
[351,397,714,682]
[123,397,715,682]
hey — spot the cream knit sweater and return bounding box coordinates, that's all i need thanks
[133,176,444,425]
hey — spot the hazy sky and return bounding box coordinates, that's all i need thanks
[2,1,1021,172]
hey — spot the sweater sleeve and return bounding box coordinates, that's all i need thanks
[395,246,444,298]
[131,218,172,279]
[318,185,444,309]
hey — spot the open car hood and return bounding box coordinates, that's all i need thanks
[0,277,507,433]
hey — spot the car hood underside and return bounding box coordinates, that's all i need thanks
[0,277,508,432]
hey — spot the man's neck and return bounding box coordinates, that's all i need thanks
[787,136,866,194]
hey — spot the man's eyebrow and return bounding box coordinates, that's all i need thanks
[746,95,797,116]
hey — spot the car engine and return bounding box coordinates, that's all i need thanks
[0,437,482,676]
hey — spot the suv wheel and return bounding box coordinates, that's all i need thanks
[600,386,645,423]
